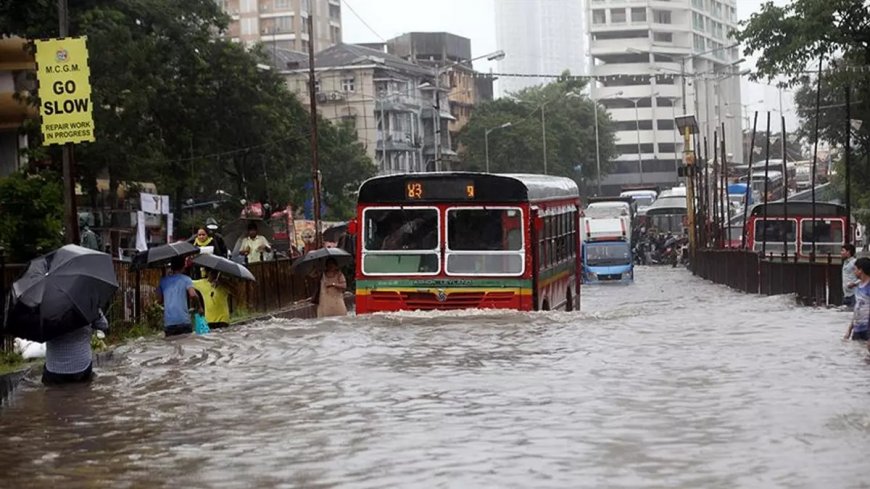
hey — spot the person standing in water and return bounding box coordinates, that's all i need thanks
[316,258,347,318]
[844,257,870,341]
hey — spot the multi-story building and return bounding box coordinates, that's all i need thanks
[386,32,494,140]
[0,36,35,177]
[495,0,587,96]
[588,0,743,195]
[220,0,342,53]
[278,43,453,174]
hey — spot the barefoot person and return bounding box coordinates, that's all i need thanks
[317,258,347,318]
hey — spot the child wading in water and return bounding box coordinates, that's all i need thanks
[844,257,870,341]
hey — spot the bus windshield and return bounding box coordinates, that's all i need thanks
[446,208,524,275]
[362,208,439,274]
[585,242,631,266]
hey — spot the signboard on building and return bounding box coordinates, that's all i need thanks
[34,36,95,145]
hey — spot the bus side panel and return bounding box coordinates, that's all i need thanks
[529,207,540,311]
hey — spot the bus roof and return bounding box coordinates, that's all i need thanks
[749,201,846,217]
[646,194,687,214]
[357,172,579,204]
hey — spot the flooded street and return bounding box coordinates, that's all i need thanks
[2,267,870,488]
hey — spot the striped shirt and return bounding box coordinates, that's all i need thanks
[45,313,107,375]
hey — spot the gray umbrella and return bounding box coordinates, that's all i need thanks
[132,241,199,269]
[192,254,256,281]
[4,245,118,342]
[290,247,353,275]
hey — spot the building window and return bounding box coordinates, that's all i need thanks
[657,119,676,130]
[330,25,341,42]
[342,77,355,92]
[653,10,672,24]
[693,12,705,30]
[301,0,310,14]
[658,143,677,153]
[592,9,606,24]
[275,0,291,8]
[275,15,293,33]
[300,39,309,52]
[693,34,706,52]
[329,4,341,19]
[301,16,309,34]
[313,79,320,92]
[241,17,257,35]
[610,8,627,23]
[631,7,646,22]
[653,32,673,43]
[692,0,704,9]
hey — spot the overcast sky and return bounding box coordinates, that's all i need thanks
[340,0,798,130]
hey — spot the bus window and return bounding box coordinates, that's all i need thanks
[446,208,524,275]
[801,219,844,255]
[753,219,797,254]
[362,208,440,275]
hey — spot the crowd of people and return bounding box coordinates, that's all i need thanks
[40,218,348,387]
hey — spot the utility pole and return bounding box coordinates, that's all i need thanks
[58,0,79,245]
[307,14,322,248]
[434,68,442,171]
[592,84,602,195]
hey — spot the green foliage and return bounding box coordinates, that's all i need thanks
[106,302,163,345]
[457,75,618,192]
[0,171,64,262]
[0,0,372,247]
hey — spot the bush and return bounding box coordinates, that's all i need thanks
[0,170,63,262]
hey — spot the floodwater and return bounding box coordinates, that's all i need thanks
[2,267,870,488]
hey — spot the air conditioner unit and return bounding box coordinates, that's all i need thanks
[328,91,344,101]
[316,92,329,103]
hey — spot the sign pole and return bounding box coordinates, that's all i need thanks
[306,14,323,250]
[57,0,79,244]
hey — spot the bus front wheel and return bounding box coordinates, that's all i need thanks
[566,289,573,312]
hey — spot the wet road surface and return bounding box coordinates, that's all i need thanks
[2,267,869,488]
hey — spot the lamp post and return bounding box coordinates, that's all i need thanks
[485,122,513,173]
[593,90,622,195]
[432,49,506,172]
[627,91,658,184]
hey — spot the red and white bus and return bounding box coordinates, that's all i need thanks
[352,173,581,313]
[746,201,851,257]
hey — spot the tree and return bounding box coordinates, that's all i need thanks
[0,171,63,262]
[0,0,373,242]
[735,0,870,224]
[458,76,618,191]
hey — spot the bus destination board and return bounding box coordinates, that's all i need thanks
[405,179,475,201]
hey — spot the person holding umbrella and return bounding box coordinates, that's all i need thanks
[43,310,108,385]
[239,221,272,264]
[316,258,348,317]
[3,245,119,384]
[156,256,202,336]
[193,270,233,330]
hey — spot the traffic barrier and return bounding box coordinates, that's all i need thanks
[693,249,842,306]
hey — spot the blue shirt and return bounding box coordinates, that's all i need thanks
[852,281,870,333]
[158,274,194,327]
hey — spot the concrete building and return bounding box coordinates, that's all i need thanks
[588,0,743,195]
[0,36,35,177]
[385,32,494,142]
[278,43,454,174]
[495,0,586,96]
[220,0,342,53]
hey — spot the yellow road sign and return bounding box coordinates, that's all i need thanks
[34,37,95,145]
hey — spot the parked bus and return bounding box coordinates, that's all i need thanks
[352,173,581,313]
[741,170,785,202]
[645,187,688,235]
[746,202,851,257]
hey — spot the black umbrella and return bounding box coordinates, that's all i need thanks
[224,218,274,253]
[291,247,353,275]
[192,254,256,281]
[132,241,199,269]
[4,245,118,342]
[323,222,348,243]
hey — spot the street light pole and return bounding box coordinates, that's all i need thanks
[592,86,601,195]
[484,122,512,173]
[541,103,548,175]
[432,50,506,172]
[631,98,643,184]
